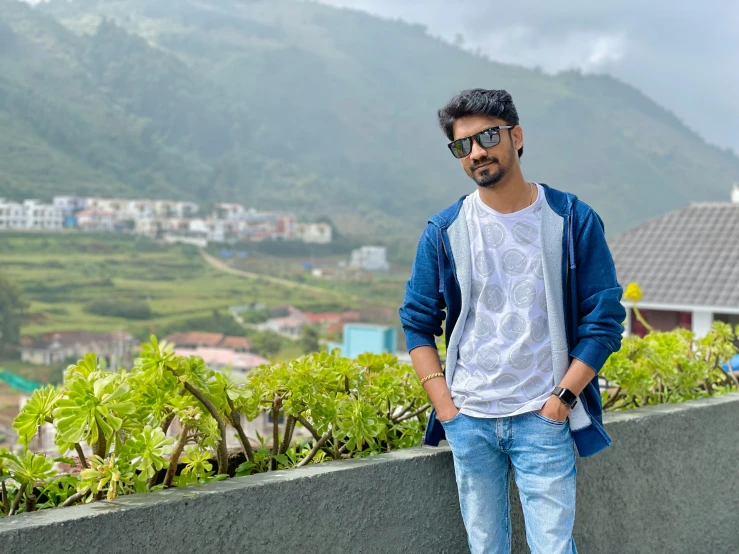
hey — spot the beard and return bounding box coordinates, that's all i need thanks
[468,144,516,188]
[469,156,510,188]
[476,164,505,188]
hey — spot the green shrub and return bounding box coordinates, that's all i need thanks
[600,321,739,410]
[0,341,427,516]
[158,310,245,337]
[84,299,152,320]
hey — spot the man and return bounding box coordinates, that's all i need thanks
[398,89,625,554]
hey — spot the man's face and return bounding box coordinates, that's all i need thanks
[451,115,522,188]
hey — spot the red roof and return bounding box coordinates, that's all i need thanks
[164,332,251,351]
[164,332,224,348]
[304,312,342,324]
[218,336,251,351]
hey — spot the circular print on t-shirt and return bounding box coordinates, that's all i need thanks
[501,248,528,276]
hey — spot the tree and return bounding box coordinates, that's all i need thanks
[250,331,282,358]
[0,273,28,355]
[300,325,320,354]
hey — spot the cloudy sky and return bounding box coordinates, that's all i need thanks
[319,0,739,154]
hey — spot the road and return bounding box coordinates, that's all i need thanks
[200,249,361,300]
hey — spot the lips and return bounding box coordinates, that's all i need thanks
[473,161,496,172]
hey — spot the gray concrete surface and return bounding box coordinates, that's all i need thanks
[2,392,738,554]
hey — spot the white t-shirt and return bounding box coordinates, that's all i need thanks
[450,183,554,418]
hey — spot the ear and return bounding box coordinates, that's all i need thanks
[511,125,524,151]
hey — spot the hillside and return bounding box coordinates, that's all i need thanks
[2,0,738,257]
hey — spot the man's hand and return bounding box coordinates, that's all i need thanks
[537,395,571,422]
[437,406,460,423]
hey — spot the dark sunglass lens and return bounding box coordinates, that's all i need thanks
[450,138,471,158]
[478,129,500,148]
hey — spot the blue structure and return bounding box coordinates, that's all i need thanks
[721,354,739,372]
[329,324,398,359]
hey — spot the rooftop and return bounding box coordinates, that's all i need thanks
[164,332,247,349]
[610,202,739,310]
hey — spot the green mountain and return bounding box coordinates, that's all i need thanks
[2,0,738,258]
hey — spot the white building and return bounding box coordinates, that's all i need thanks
[349,246,390,272]
[76,209,115,232]
[189,219,225,242]
[53,196,87,217]
[163,233,208,248]
[0,199,25,230]
[134,217,159,237]
[85,198,199,221]
[0,199,63,231]
[214,203,247,221]
[23,200,64,230]
[300,222,333,244]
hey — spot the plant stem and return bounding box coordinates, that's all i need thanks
[602,387,623,410]
[295,414,321,441]
[163,426,189,488]
[161,390,186,435]
[227,398,254,463]
[161,411,176,435]
[8,480,27,516]
[279,415,296,455]
[61,492,84,508]
[25,493,37,512]
[391,399,416,422]
[74,443,89,469]
[297,429,333,467]
[94,422,107,459]
[395,403,432,423]
[182,381,228,475]
[271,400,280,471]
[1,472,8,516]
[632,306,653,332]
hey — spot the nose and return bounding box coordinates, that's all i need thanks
[469,138,488,162]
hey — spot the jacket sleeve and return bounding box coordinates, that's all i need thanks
[570,207,626,373]
[398,224,447,352]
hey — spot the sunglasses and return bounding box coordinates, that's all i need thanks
[447,125,515,159]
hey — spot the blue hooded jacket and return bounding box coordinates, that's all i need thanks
[399,183,626,457]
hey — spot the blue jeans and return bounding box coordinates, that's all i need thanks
[440,410,578,554]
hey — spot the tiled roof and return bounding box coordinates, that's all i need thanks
[610,202,739,309]
[164,332,225,348]
[164,332,251,351]
[218,336,251,350]
[304,312,342,324]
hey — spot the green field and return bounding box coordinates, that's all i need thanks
[0,233,394,340]
[222,252,411,309]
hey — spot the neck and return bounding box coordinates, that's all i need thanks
[477,167,533,214]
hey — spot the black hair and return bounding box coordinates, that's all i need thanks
[438,89,523,158]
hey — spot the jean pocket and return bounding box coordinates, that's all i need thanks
[532,411,567,426]
[439,411,464,427]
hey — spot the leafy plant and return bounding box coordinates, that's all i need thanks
[601,322,739,410]
[3,337,428,517]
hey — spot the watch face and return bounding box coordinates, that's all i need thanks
[556,387,577,407]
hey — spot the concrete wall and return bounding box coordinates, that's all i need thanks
[2,393,739,554]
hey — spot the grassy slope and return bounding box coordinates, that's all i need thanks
[0,233,379,337]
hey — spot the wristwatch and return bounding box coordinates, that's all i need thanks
[551,386,578,409]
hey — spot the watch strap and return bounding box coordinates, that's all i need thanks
[552,386,578,409]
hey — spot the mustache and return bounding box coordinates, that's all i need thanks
[470,157,499,170]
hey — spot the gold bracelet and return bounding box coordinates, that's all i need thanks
[420,372,445,385]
